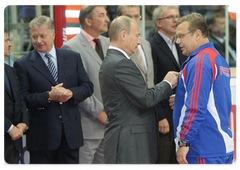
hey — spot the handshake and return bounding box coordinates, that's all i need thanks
[163,71,180,89]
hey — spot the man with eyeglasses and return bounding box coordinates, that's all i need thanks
[149,5,187,164]
[173,12,234,164]
[117,5,155,89]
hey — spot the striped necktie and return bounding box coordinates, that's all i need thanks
[45,53,58,84]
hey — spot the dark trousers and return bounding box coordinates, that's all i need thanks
[5,146,19,164]
[30,128,79,164]
[157,134,178,164]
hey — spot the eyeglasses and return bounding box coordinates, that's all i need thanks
[126,15,142,20]
[157,15,180,21]
[175,32,192,40]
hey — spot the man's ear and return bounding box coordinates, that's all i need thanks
[120,30,127,41]
[84,17,92,27]
[155,19,162,28]
[195,29,202,41]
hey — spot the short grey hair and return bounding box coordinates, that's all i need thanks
[29,15,55,34]
[152,5,178,28]
[79,5,105,29]
[108,16,134,42]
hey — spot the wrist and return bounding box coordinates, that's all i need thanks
[178,139,191,147]
[46,91,52,102]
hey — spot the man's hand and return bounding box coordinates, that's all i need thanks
[97,111,107,126]
[8,126,23,141]
[169,94,175,110]
[177,146,189,164]
[49,83,73,102]
[16,123,27,133]
[164,71,180,89]
[158,118,170,134]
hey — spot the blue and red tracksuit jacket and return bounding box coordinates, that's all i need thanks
[173,42,234,158]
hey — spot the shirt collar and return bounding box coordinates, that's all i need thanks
[158,30,176,44]
[82,29,100,42]
[212,35,225,44]
[37,45,56,59]
[108,46,130,59]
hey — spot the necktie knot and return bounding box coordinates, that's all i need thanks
[45,53,51,59]
[93,38,104,61]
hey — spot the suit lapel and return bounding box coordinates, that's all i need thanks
[56,49,69,83]
[4,65,13,99]
[31,50,56,85]
[100,36,109,57]
[131,52,147,76]
[80,32,102,65]
[155,34,180,70]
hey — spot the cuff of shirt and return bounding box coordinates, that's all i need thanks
[7,124,14,133]
[163,80,173,89]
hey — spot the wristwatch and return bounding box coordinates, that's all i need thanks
[46,91,52,102]
[178,139,191,147]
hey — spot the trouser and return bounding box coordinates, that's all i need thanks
[5,146,19,164]
[79,138,104,164]
[157,134,178,164]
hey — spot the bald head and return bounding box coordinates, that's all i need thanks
[109,16,135,42]
[108,16,141,56]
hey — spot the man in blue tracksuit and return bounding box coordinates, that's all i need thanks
[173,13,234,164]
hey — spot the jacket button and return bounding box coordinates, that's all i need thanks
[59,115,62,119]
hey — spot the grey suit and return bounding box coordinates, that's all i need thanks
[99,49,173,164]
[62,32,110,163]
[130,38,154,88]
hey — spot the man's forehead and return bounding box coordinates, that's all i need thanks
[176,21,189,33]
[123,7,140,14]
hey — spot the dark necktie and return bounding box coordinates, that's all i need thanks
[93,38,104,61]
[45,53,58,84]
[4,70,11,92]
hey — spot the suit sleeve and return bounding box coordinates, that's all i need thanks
[68,53,94,105]
[114,59,172,109]
[62,44,103,118]
[14,61,49,108]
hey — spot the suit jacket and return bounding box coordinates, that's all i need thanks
[130,37,154,88]
[209,34,236,67]
[99,49,173,163]
[62,32,110,139]
[149,33,188,135]
[4,63,28,160]
[14,48,93,151]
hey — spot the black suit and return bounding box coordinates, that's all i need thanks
[149,33,187,163]
[209,34,236,67]
[14,48,93,163]
[4,63,28,164]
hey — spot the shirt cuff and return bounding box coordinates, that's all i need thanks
[7,124,14,133]
[163,80,173,89]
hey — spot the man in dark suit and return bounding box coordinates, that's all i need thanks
[14,16,93,164]
[206,12,236,67]
[4,28,28,164]
[149,6,188,163]
[99,16,179,163]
